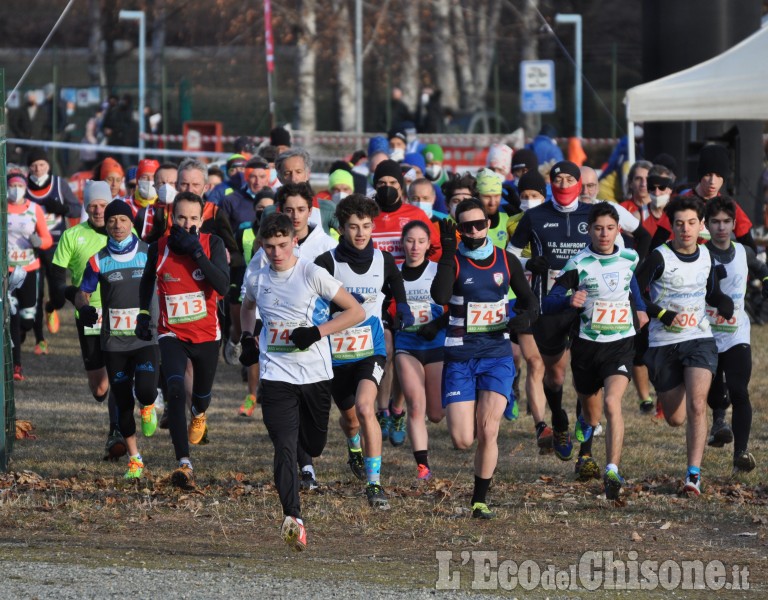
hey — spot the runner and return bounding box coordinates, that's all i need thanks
[239,212,363,551]
[7,171,53,380]
[431,199,538,519]
[636,196,734,495]
[394,221,447,481]
[543,203,647,498]
[137,191,230,489]
[703,197,765,473]
[76,200,160,480]
[507,161,592,461]
[314,194,413,509]
[50,180,126,459]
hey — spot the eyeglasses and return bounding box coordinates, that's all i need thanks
[457,219,488,234]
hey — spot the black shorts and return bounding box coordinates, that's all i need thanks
[644,338,718,393]
[76,317,105,371]
[571,336,634,396]
[394,347,443,365]
[633,323,649,366]
[331,355,387,411]
[532,310,578,356]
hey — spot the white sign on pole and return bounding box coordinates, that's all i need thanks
[520,60,556,113]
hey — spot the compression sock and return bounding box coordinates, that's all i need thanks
[364,456,382,485]
[544,385,567,430]
[347,432,362,450]
[471,476,492,505]
[414,449,429,470]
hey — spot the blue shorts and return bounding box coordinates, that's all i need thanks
[441,356,516,407]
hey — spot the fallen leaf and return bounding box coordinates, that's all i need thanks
[631,531,643,542]
[660,521,671,530]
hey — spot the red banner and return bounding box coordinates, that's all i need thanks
[264,0,274,73]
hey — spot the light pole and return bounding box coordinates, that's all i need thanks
[554,13,582,138]
[355,0,363,133]
[119,10,146,159]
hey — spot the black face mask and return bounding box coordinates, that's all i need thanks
[375,185,399,208]
[460,235,485,250]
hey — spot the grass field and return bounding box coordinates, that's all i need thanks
[3,305,766,597]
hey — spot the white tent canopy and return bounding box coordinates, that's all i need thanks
[624,25,768,164]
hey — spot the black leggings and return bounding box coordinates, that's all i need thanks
[707,343,752,457]
[260,379,333,519]
[34,246,56,343]
[10,270,39,366]
[158,337,219,461]
[104,345,159,439]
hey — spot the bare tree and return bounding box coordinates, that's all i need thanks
[148,0,166,116]
[332,0,356,131]
[399,0,420,114]
[519,0,542,136]
[432,0,458,111]
[87,0,105,87]
[297,0,317,132]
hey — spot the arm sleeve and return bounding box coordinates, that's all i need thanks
[745,245,768,279]
[34,205,54,250]
[630,274,647,312]
[313,251,335,275]
[736,230,757,254]
[508,212,532,250]
[196,235,230,296]
[382,252,408,304]
[79,256,100,294]
[541,270,578,314]
[430,255,457,305]
[632,222,651,261]
[139,243,159,312]
[48,263,69,309]
[635,250,665,318]
[650,217,671,250]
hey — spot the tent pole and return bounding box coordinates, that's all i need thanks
[627,120,636,166]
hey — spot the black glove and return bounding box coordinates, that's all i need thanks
[507,309,534,333]
[417,320,443,341]
[717,296,734,321]
[78,305,99,327]
[395,302,415,330]
[526,256,550,276]
[239,332,259,366]
[290,325,321,350]
[658,309,678,327]
[438,219,457,258]
[44,198,68,215]
[135,312,153,341]
[762,277,768,299]
[169,224,203,257]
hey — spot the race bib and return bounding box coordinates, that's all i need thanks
[266,319,307,352]
[405,301,433,332]
[330,325,374,360]
[109,307,139,336]
[466,299,507,333]
[8,247,35,267]
[591,300,632,333]
[706,304,739,334]
[82,307,103,336]
[165,291,207,324]
[663,304,701,333]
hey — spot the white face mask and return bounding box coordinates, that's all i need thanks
[30,173,49,186]
[390,148,405,162]
[157,183,177,205]
[8,187,25,203]
[650,193,670,209]
[414,201,433,218]
[137,180,156,200]
[331,191,348,205]
[425,165,442,181]
[520,199,543,211]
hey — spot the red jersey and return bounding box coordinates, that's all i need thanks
[156,233,221,343]
[372,203,441,263]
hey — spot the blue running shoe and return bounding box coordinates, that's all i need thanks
[575,415,593,443]
[604,469,625,500]
[389,411,406,446]
[377,411,392,441]
[553,428,574,461]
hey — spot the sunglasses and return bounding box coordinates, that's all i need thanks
[649,184,670,192]
[457,219,488,234]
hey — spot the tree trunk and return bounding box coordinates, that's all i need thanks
[471,0,501,110]
[87,0,105,87]
[399,0,420,115]
[149,0,166,115]
[520,0,541,137]
[297,0,317,132]
[102,2,119,91]
[332,0,356,132]
[432,0,458,112]
[450,0,475,111]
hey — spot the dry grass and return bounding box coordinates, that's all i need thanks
[4,305,767,596]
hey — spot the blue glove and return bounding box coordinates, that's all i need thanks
[169,224,203,257]
[395,302,415,330]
